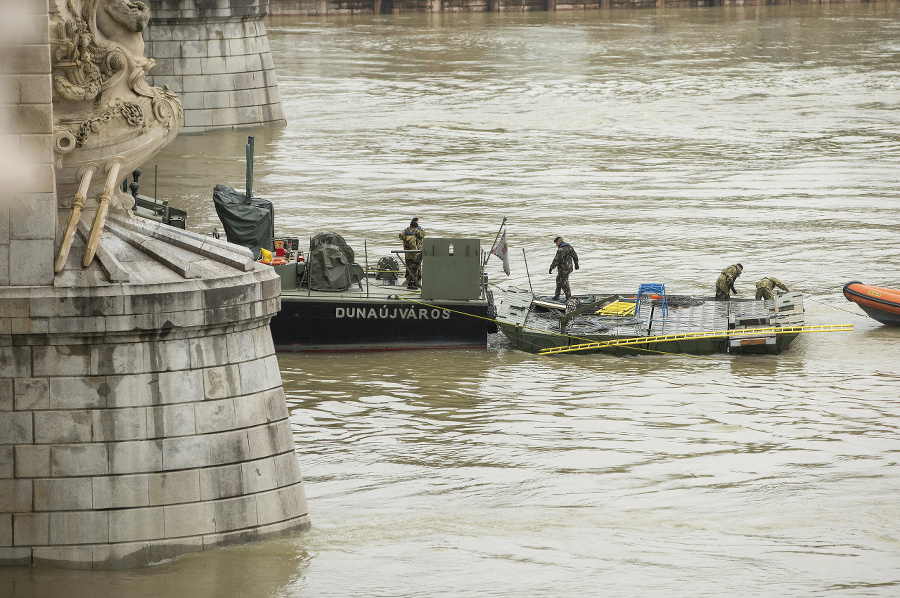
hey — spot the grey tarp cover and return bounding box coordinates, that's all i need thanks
[212,184,274,259]
[308,244,351,291]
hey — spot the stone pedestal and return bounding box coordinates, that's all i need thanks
[143,0,287,134]
[0,217,310,569]
[1,2,308,569]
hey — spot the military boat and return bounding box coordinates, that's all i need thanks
[212,178,496,352]
[266,234,496,352]
[495,286,806,356]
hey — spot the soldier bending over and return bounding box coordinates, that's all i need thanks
[755,276,791,300]
[715,263,743,300]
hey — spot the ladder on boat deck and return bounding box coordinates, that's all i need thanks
[537,324,854,355]
[635,283,667,318]
[596,301,635,316]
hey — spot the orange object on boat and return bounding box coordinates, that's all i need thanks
[843,281,900,326]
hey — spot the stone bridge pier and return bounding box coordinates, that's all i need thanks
[0,0,308,569]
[143,0,286,134]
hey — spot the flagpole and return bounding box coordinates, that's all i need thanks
[483,216,507,268]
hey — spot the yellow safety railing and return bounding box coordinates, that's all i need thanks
[538,324,853,355]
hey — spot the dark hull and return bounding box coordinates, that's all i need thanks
[497,322,799,356]
[855,305,900,326]
[271,295,492,352]
[843,281,900,326]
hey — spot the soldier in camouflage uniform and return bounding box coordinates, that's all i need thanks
[715,263,743,300]
[549,236,579,301]
[399,218,426,290]
[755,276,791,300]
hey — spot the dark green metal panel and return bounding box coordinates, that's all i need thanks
[421,238,481,301]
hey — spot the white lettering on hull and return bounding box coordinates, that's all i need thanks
[335,306,451,320]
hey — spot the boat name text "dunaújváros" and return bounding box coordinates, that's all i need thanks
[335,306,451,320]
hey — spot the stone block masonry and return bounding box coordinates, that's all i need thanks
[0,222,311,569]
[0,0,57,288]
[143,1,287,134]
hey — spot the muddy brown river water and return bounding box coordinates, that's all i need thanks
[3,4,900,596]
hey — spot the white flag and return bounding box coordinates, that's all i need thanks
[491,230,510,276]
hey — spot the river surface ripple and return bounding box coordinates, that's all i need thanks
[4,4,900,597]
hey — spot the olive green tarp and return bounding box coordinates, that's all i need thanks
[310,231,354,263]
[308,244,352,291]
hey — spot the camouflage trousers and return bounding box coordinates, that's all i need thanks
[755,287,774,300]
[404,257,422,287]
[555,269,572,299]
[714,288,731,301]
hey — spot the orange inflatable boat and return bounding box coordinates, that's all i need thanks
[843,281,900,326]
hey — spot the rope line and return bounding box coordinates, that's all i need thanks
[395,292,616,344]
[394,291,851,359]
[804,296,870,319]
[539,324,853,355]
[394,293,725,359]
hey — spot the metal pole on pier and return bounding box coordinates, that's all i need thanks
[522,248,534,295]
[246,136,254,199]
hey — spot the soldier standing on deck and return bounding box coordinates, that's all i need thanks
[549,236,579,302]
[755,276,791,300]
[399,218,426,290]
[715,263,743,301]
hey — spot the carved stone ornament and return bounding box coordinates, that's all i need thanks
[51,0,183,273]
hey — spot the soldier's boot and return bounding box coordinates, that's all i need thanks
[552,286,562,301]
